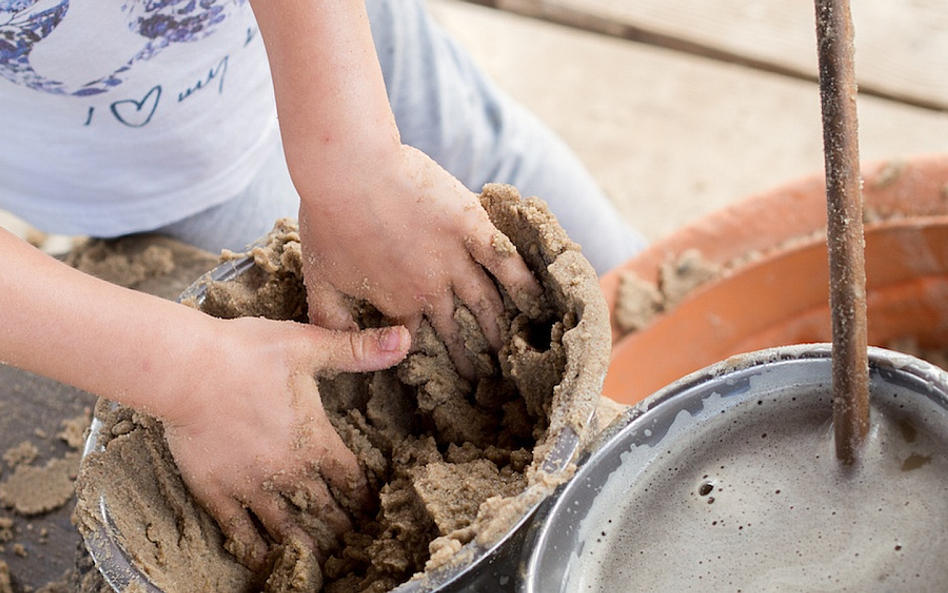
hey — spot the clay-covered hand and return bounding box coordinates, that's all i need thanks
[299,145,541,378]
[247,0,539,377]
[162,317,410,571]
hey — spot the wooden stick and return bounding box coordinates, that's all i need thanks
[814,0,870,465]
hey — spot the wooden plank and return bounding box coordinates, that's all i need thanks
[484,0,948,112]
[431,0,948,242]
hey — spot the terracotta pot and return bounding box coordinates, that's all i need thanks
[601,154,948,406]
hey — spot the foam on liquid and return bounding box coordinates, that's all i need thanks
[572,384,948,591]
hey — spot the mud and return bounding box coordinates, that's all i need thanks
[74,184,611,592]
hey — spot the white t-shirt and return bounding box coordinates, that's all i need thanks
[0,0,279,236]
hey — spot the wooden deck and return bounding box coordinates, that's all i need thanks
[433,0,948,241]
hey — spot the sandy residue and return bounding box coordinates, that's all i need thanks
[65,239,175,287]
[67,234,220,301]
[57,415,89,450]
[0,406,93,591]
[0,519,13,544]
[0,411,91,518]
[0,559,11,593]
[75,184,611,592]
[614,274,663,334]
[3,442,38,468]
[614,248,720,334]
[0,453,80,516]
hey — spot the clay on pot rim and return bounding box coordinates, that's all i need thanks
[602,154,948,405]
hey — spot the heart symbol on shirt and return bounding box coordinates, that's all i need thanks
[110,85,162,128]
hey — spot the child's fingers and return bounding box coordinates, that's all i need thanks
[212,496,270,571]
[426,291,477,380]
[466,223,543,317]
[306,278,358,331]
[314,440,376,515]
[282,398,377,516]
[267,471,353,555]
[450,262,505,351]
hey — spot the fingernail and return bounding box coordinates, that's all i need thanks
[379,327,406,352]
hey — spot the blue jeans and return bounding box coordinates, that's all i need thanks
[157,0,645,275]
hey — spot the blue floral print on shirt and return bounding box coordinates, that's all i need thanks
[0,0,242,96]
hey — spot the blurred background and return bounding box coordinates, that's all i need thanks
[3,0,947,251]
[433,0,948,241]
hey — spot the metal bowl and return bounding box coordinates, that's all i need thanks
[521,344,948,592]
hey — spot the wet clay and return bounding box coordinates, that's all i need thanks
[614,248,719,334]
[0,560,11,593]
[74,184,611,592]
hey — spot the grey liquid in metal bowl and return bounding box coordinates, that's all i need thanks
[523,344,948,592]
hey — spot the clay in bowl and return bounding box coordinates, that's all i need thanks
[75,184,611,593]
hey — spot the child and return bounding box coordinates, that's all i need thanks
[0,0,642,569]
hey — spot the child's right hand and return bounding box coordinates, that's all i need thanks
[297,145,541,379]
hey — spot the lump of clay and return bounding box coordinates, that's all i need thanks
[614,248,720,335]
[74,184,611,592]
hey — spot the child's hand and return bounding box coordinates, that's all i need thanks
[162,317,410,570]
[247,0,541,376]
[0,228,411,570]
[298,145,541,377]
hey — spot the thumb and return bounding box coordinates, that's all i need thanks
[312,325,411,374]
